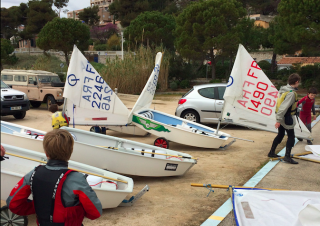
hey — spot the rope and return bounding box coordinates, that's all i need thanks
[205,184,214,197]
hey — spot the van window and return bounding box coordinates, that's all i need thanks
[38,75,61,83]
[28,76,37,84]
[198,87,215,99]
[1,75,13,81]
[14,75,27,82]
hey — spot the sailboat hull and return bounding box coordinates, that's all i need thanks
[132,110,230,149]
[1,121,196,177]
[1,144,133,209]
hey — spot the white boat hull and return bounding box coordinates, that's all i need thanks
[1,144,133,209]
[105,125,149,136]
[1,121,196,177]
[132,110,230,149]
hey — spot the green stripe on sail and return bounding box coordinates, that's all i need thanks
[132,115,170,132]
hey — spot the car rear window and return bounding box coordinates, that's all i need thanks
[216,86,226,100]
[198,87,215,99]
[182,88,194,98]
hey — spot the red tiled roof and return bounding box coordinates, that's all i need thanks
[278,57,320,65]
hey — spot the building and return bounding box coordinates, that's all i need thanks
[67,9,84,20]
[277,57,320,70]
[90,0,115,24]
[249,14,275,28]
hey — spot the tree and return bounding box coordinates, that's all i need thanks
[37,18,90,65]
[91,23,119,43]
[26,0,57,35]
[124,11,176,50]
[78,6,100,26]
[275,0,320,56]
[1,39,14,71]
[52,0,69,18]
[238,0,280,15]
[175,0,248,79]
[109,0,150,27]
[107,34,120,50]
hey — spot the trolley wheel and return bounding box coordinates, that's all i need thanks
[154,137,169,149]
[89,126,101,133]
[0,205,28,226]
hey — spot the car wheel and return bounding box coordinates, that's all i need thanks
[30,101,42,108]
[0,205,28,226]
[154,137,169,149]
[13,111,26,119]
[47,95,56,110]
[181,110,200,123]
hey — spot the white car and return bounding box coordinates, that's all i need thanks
[175,83,227,123]
[1,80,30,119]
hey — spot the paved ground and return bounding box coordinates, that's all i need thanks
[219,119,320,226]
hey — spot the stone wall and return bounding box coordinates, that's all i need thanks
[249,51,284,62]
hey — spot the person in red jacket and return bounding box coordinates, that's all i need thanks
[6,129,102,226]
[297,87,318,145]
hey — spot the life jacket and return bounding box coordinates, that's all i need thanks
[30,165,85,226]
[275,90,298,116]
[52,112,69,129]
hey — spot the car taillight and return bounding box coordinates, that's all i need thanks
[178,99,187,105]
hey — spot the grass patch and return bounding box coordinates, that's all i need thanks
[3,53,67,74]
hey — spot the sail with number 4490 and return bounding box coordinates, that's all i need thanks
[221,44,311,140]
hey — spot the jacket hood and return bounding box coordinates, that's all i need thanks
[279,84,297,95]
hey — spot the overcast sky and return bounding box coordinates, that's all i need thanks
[1,0,90,17]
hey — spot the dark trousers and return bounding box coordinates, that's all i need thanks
[272,124,295,150]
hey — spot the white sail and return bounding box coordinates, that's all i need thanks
[128,52,163,122]
[63,45,129,125]
[233,188,320,226]
[222,44,311,139]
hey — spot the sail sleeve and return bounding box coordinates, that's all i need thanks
[222,44,311,139]
[63,45,129,125]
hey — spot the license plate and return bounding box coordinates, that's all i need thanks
[10,106,22,110]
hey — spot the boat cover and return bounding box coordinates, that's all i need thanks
[232,188,320,226]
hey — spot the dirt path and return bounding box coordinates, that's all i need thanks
[1,94,286,226]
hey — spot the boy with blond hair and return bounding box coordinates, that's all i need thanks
[7,129,102,226]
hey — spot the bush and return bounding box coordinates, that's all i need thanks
[299,64,320,90]
[56,72,66,82]
[170,81,178,90]
[94,44,107,51]
[258,60,271,71]
[210,79,221,83]
[5,54,19,65]
[179,79,190,89]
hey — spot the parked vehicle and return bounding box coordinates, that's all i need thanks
[1,69,64,109]
[175,83,227,124]
[1,80,30,119]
